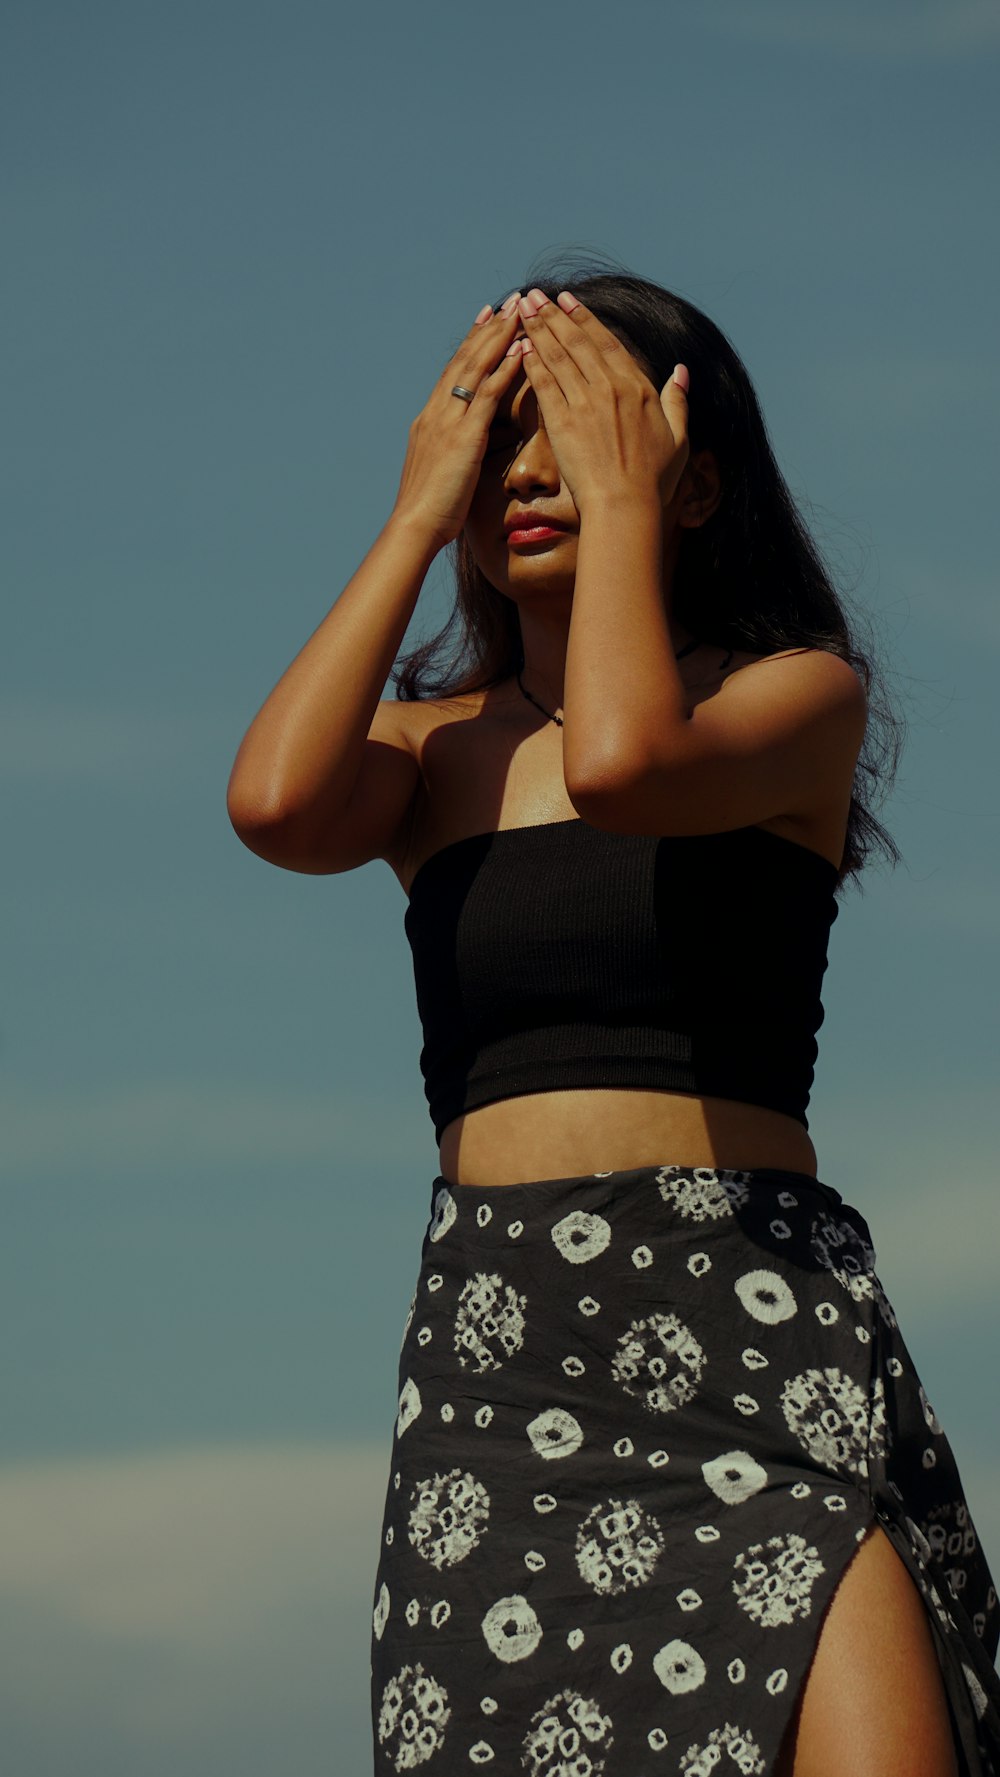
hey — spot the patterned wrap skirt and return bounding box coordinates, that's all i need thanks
[369,1163,1000,1775]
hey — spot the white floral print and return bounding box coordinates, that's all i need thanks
[702,1450,770,1506]
[526,1407,585,1461]
[575,1497,665,1595]
[921,1385,943,1435]
[427,1187,456,1244]
[396,1377,422,1438]
[780,1366,886,1479]
[521,1686,614,1774]
[962,1662,990,1723]
[399,1289,417,1353]
[408,1468,491,1569]
[656,1165,752,1221]
[653,1637,707,1694]
[377,1663,451,1771]
[481,1594,543,1663]
[809,1211,899,1326]
[611,1310,706,1413]
[922,1498,981,1601]
[732,1532,826,1627]
[810,1210,875,1279]
[733,1268,798,1324]
[678,1722,765,1775]
[551,1209,612,1264]
[453,1271,527,1372]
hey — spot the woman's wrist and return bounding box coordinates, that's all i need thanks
[576,486,664,526]
[574,489,666,566]
[385,503,451,561]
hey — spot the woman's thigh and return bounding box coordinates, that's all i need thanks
[775,1522,960,1777]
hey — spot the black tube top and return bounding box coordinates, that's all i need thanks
[403,817,841,1145]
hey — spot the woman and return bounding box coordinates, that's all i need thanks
[228,263,1000,1775]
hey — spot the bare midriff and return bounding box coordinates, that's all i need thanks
[437,1087,819,1188]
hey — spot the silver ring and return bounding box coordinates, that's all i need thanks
[450,385,476,403]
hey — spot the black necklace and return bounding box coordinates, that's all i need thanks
[516,636,729,728]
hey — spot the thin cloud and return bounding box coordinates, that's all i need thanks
[705,1,1000,56]
[0,1439,387,1645]
[0,1080,431,1175]
[814,1081,1000,1305]
[0,1439,388,1776]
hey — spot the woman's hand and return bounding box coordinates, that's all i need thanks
[392,297,527,549]
[513,288,691,514]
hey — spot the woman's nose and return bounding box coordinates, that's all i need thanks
[504,432,560,493]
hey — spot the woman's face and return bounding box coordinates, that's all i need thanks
[461,353,582,604]
[461,333,708,602]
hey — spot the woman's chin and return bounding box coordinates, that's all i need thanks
[497,546,577,588]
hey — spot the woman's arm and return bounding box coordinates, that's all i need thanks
[226,510,437,873]
[562,496,868,836]
[227,301,526,874]
[512,291,868,836]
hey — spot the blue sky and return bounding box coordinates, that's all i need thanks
[4,0,999,1769]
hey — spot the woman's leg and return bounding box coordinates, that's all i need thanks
[774,1521,960,1777]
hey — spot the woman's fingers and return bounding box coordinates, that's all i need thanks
[393,300,527,547]
[513,296,579,403]
[551,289,633,370]
[437,297,522,396]
[655,363,690,433]
[508,291,690,511]
[434,309,527,422]
[517,324,566,411]
[462,344,526,412]
[519,288,637,391]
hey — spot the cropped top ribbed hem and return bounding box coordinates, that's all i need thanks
[403,818,839,1145]
[426,1050,814,1146]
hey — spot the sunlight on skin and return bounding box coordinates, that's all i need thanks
[775,1524,960,1777]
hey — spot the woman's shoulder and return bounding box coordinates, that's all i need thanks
[389,682,517,749]
[718,642,863,679]
[390,648,866,734]
[715,644,868,715]
[669,642,866,722]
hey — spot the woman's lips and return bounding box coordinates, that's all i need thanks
[506,525,570,545]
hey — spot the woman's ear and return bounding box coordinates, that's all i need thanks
[675,449,722,529]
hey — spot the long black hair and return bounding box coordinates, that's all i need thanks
[391,250,904,894]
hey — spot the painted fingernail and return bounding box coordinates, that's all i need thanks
[474,303,493,325]
[518,294,537,317]
[527,287,550,306]
[500,292,522,316]
[521,337,534,354]
[505,339,523,357]
[557,291,580,312]
[672,363,690,392]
